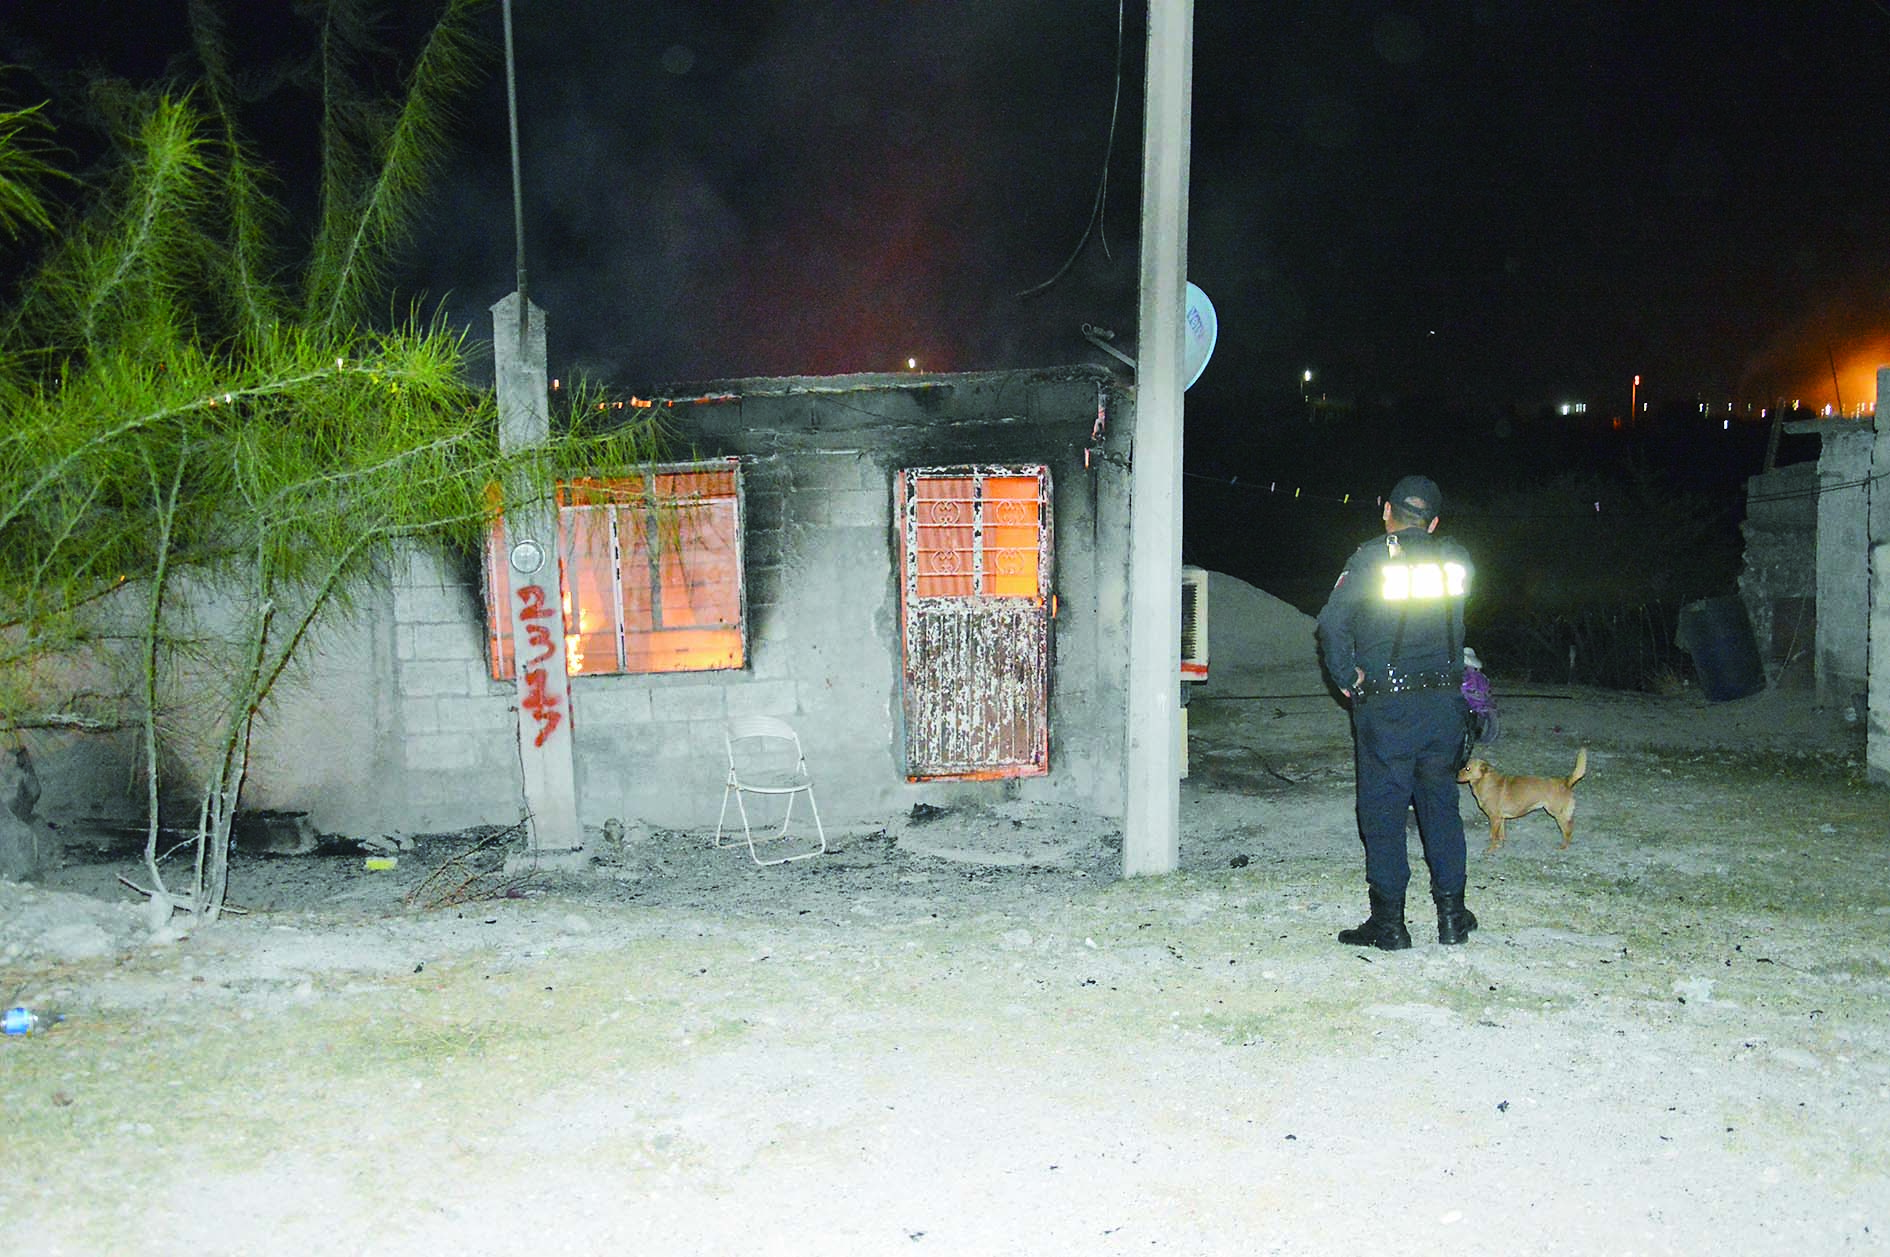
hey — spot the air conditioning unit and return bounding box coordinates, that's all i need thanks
[1180,565,1209,683]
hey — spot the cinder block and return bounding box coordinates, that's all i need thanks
[573,745,628,794]
[827,453,885,490]
[401,697,441,735]
[411,620,485,661]
[744,493,786,532]
[400,732,487,772]
[828,489,888,528]
[572,684,653,727]
[401,774,517,828]
[393,584,475,624]
[613,726,668,762]
[679,721,729,759]
[792,493,832,527]
[790,458,856,493]
[651,684,726,723]
[397,659,477,697]
[746,528,785,565]
[725,679,797,718]
[746,640,793,680]
[397,546,454,588]
[744,557,784,605]
[437,694,513,733]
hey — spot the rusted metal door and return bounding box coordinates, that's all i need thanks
[897,465,1052,779]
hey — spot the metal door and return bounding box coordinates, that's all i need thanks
[897,465,1052,779]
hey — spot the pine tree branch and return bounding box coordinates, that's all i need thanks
[308,0,484,335]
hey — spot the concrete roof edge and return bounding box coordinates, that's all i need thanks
[649,362,1120,397]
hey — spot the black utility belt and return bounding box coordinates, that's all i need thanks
[1355,668,1461,700]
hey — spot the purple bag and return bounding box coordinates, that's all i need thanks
[1462,666,1494,715]
[1461,648,1497,746]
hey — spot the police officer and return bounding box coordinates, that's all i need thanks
[1315,475,1477,949]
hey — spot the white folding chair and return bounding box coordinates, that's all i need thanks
[715,716,827,866]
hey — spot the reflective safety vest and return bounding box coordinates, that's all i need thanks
[1379,559,1468,602]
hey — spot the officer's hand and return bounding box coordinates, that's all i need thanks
[1350,666,1364,696]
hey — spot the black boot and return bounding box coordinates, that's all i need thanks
[1434,888,1478,945]
[1337,884,1412,950]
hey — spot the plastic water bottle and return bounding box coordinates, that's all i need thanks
[2,1006,57,1035]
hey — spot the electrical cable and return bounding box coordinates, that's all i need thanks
[1181,465,1871,519]
[500,0,528,346]
[1016,0,1125,299]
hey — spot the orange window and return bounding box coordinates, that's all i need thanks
[911,471,1045,600]
[482,487,518,681]
[981,476,1042,597]
[486,462,744,678]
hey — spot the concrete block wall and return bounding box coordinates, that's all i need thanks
[552,450,901,833]
[1870,370,1890,783]
[36,369,1133,846]
[765,452,905,814]
[379,454,909,836]
[385,546,522,833]
[1047,456,1132,819]
[368,366,1134,838]
[1753,419,1873,710]
[1738,460,1816,679]
[1812,426,1872,708]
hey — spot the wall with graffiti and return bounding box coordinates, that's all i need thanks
[256,365,1137,840]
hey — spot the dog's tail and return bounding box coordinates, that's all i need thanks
[1567,746,1588,786]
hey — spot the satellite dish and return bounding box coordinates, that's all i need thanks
[1079,280,1219,387]
[1183,282,1218,389]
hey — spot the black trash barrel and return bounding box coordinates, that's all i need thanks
[1675,596,1766,702]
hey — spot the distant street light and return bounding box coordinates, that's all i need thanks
[1301,368,1313,401]
[1631,373,1640,423]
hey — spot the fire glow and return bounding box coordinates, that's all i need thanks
[1821,341,1886,416]
[1753,330,1890,419]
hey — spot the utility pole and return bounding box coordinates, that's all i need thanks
[492,0,581,860]
[1122,0,1194,876]
[492,295,582,860]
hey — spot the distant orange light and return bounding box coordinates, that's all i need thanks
[1826,344,1885,416]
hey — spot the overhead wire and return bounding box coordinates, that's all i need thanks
[1016,0,1125,300]
[500,0,529,346]
[1178,467,1835,520]
[1744,469,1889,504]
[1183,469,1611,516]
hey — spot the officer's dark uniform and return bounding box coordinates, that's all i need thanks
[1315,479,1476,949]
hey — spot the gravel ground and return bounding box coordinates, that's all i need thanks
[2,603,1886,1255]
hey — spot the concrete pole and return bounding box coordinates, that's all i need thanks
[492,292,583,856]
[1122,0,1193,876]
[1867,367,1890,782]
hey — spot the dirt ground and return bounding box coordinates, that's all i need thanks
[3,629,1888,1253]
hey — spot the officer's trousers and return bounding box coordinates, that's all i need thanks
[1350,688,1469,899]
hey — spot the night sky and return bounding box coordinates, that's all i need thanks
[8,4,1890,432]
[400,0,1890,419]
[8,2,1890,412]
[2,1,1870,652]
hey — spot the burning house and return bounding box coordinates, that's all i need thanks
[179,362,1143,849]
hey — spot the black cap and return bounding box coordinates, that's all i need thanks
[1389,475,1442,522]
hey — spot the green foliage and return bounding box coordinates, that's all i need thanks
[303,0,488,337]
[0,100,65,240]
[0,2,666,913]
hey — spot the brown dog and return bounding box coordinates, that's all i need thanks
[1457,747,1587,853]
